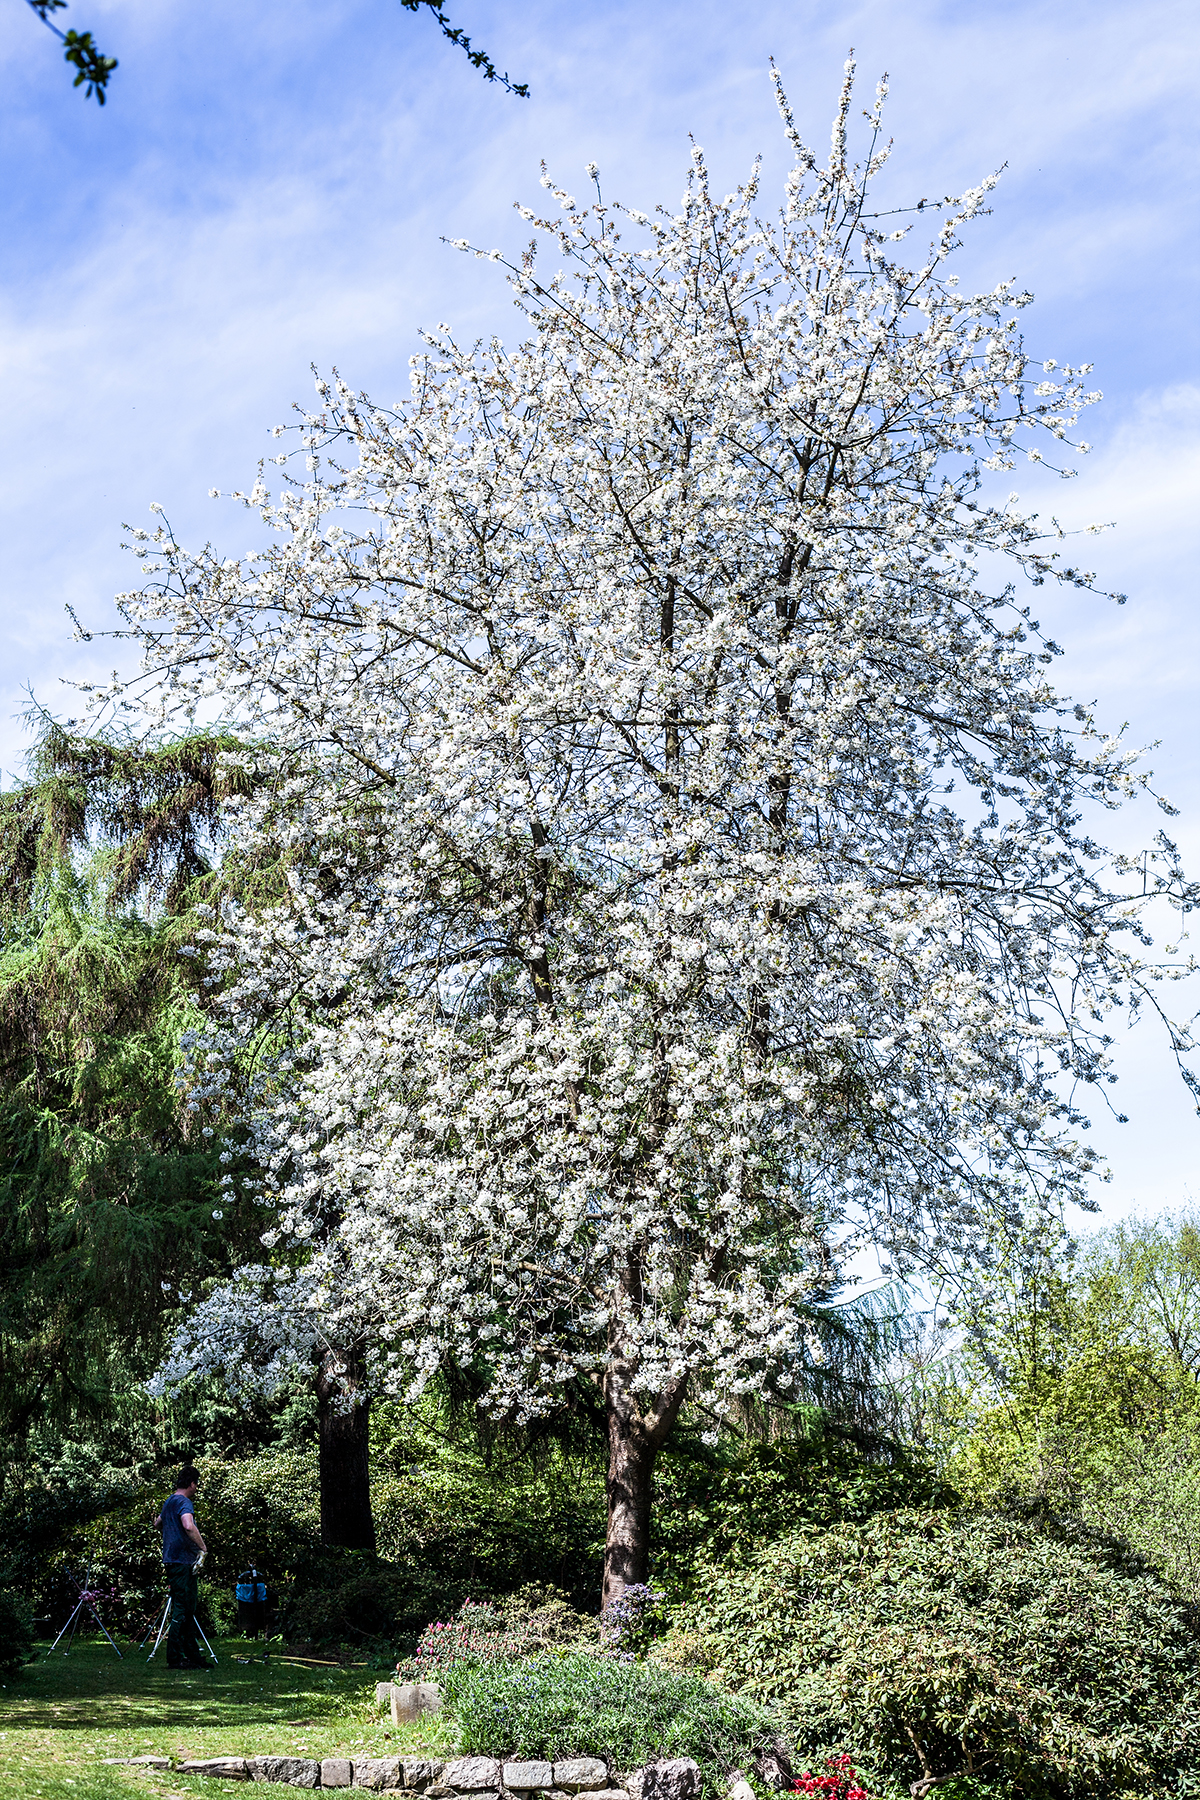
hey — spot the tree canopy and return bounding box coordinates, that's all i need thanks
[91,63,1195,1605]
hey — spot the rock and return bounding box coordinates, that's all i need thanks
[354,1761,402,1790]
[376,1682,394,1705]
[502,1764,554,1792]
[102,1758,173,1770]
[753,1749,792,1794]
[729,1781,756,1800]
[391,1682,442,1725]
[322,1760,354,1788]
[178,1758,251,1780]
[580,1790,629,1800]
[251,1756,321,1787]
[403,1761,446,1789]
[425,1787,456,1798]
[443,1760,502,1792]
[553,1762,609,1794]
[639,1762,699,1800]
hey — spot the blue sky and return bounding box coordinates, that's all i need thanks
[2,0,1198,1224]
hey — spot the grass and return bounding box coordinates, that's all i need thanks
[0,1637,456,1800]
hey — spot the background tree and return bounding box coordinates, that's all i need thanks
[910,1211,1200,1600]
[0,725,379,1549]
[110,65,1194,1606]
[0,727,252,1479]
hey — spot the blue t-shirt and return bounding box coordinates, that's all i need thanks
[161,1492,198,1565]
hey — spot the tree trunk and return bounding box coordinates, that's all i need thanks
[602,1357,686,1610]
[315,1347,376,1551]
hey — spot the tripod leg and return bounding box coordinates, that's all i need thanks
[44,1598,85,1660]
[147,1598,171,1662]
[87,1601,124,1659]
[194,1618,218,1664]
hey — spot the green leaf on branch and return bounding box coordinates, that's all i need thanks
[24,0,118,105]
[61,28,118,102]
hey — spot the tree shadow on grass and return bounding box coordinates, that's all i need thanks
[6,1637,363,1733]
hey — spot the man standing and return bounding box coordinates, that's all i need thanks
[155,1465,210,1670]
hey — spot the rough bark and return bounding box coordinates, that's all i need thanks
[315,1347,376,1551]
[602,1354,687,1610]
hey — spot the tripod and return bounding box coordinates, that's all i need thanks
[142,1594,218,1664]
[45,1573,123,1661]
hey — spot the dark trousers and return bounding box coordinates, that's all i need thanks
[165,1561,201,1666]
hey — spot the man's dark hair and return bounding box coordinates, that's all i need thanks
[175,1465,200,1490]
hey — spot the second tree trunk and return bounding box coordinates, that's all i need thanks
[316,1347,376,1551]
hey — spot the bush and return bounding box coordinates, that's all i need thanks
[679,1504,1200,1798]
[651,1424,950,1589]
[401,1589,599,1677]
[444,1651,775,1796]
[0,1585,33,1674]
[371,1411,606,1612]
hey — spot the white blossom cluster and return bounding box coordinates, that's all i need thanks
[109,66,1194,1427]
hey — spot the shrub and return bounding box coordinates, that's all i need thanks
[370,1415,606,1611]
[401,1588,598,1677]
[444,1650,775,1796]
[0,1585,34,1674]
[680,1504,1200,1797]
[285,1562,437,1649]
[651,1425,951,1589]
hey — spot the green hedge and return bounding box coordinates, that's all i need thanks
[0,1585,33,1674]
[679,1504,1200,1798]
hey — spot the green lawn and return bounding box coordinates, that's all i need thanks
[0,1638,453,1800]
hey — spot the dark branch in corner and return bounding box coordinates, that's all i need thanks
[399,0,529,95]
[25,0,118,104]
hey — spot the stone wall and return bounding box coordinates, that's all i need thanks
[123,1750,707,1797]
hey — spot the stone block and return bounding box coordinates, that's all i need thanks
[376,1682,394,1705]
[580,1790,629,1800]
[178,1758,249,1780]
[391,1682,442,1725]
[639,1763,698,1800]
[403,1761,446,1789]
[252,1758,321,1787]
[553,1762,608,1793]
[322,1761,354,1788]
[354,1761,402,1791]
[753,1753,791,1795]
[502,1764,554,1792]
[443,1760,502,1792]
[425,1787,456,1798]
